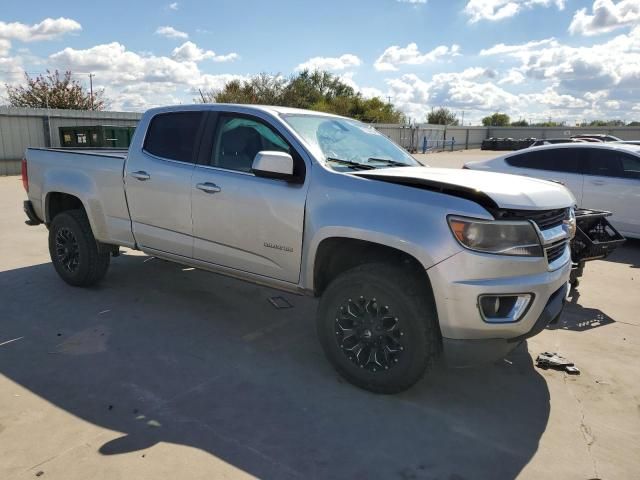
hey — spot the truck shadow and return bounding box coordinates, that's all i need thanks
[1,255,550,479]
[601,238,640,269]
[546,290,616,332]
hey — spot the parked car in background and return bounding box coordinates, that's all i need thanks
[571,134,621,142]
[22,104,577,393]
[529,138,585,147]
[465,143,640,239]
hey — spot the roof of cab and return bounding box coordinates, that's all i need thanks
[144,103,345,119]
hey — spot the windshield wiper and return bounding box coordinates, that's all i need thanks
[325,157,376,170]
[367,157,410,167]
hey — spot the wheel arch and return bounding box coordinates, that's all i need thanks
[45,191,86,223]
[311,236,434,298]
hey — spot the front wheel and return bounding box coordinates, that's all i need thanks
[316,262,440,394]
[48,209,110,287]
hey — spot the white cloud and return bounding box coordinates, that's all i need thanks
[295,54,362,71]
[0,55,24,86]
[0,17,81,42]
[197,73,249,92]
[381,69,523,122]
[479,26,640,96]
[168,2,179,10]
[155,26,188,39]
[498,68,526,84]
[0,39,10,56]
[464,0,565,23]
[522,86,589,108]
[171,41,238,62]
[50,42,199,85]
[43,42,244,110]
[479,38,558,56]
[374,42,460,71]
[569,0,640,36]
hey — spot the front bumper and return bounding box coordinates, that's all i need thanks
[442,283,567,366]
[427,247,571,366]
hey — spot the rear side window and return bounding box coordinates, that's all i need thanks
[586,150,640,179]
[506,148,581,173]
[144,112,204,163]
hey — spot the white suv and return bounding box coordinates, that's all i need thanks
[465,143,640,239]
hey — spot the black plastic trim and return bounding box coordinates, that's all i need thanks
[23,200,42,226]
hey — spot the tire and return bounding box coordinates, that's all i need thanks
[316,262,440,394]
[48,209,110,287]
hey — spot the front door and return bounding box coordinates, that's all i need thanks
[191,112,309,283]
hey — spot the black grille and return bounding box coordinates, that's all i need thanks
[546,241,567,263]
[494,208,568,230]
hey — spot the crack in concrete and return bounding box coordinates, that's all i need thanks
[563,374,600,480]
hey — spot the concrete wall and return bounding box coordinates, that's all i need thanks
[0,107,141,175]
[487,126,640,140]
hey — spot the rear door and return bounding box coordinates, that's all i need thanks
[190,111,309,283]
[504,148,585,203]
[125,111,206,257]
[582,149,640,236]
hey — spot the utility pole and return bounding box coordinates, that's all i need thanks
[461,111,465,126]
[89,73,95,110]
[386,96,392,105]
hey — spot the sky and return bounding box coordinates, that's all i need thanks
[0,0,639,125]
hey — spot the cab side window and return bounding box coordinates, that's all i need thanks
[144,112,204,163]
[212,116,292,173]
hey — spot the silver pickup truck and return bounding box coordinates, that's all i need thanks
[22,104,576,393]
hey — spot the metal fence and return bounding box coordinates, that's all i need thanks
[372,124,488,152]
[486,126,640,141]
[0,107,141,175]
[3,106,640,175]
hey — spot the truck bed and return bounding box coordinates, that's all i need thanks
[25,147,135,248]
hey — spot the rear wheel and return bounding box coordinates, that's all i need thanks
[48,209,110,287]
[316,262,440,394]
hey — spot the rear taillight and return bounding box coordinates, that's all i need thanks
[21,157,28,192]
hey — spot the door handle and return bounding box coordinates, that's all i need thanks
[131,171,150,181]
[196,182,222,194]
[590,180,605,186]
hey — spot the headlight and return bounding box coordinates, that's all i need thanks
[448,216,543,256]
[564,207,577,239]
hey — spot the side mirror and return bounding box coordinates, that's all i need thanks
[252,151,295,180]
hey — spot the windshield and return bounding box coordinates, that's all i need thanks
[282,114,419,170]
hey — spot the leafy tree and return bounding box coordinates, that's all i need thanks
[510,119,529,127]
[199,70,405,123]
[628,121,640,126]
[482,112,511,126]
[6,70,106,110]
[427,107,458,126]
[533,121,562,127]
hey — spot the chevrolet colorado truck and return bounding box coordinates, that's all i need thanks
[22,105,576,393]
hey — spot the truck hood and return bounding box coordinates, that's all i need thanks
[354,167,575,210]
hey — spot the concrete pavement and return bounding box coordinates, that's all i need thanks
[0,173,638,479]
